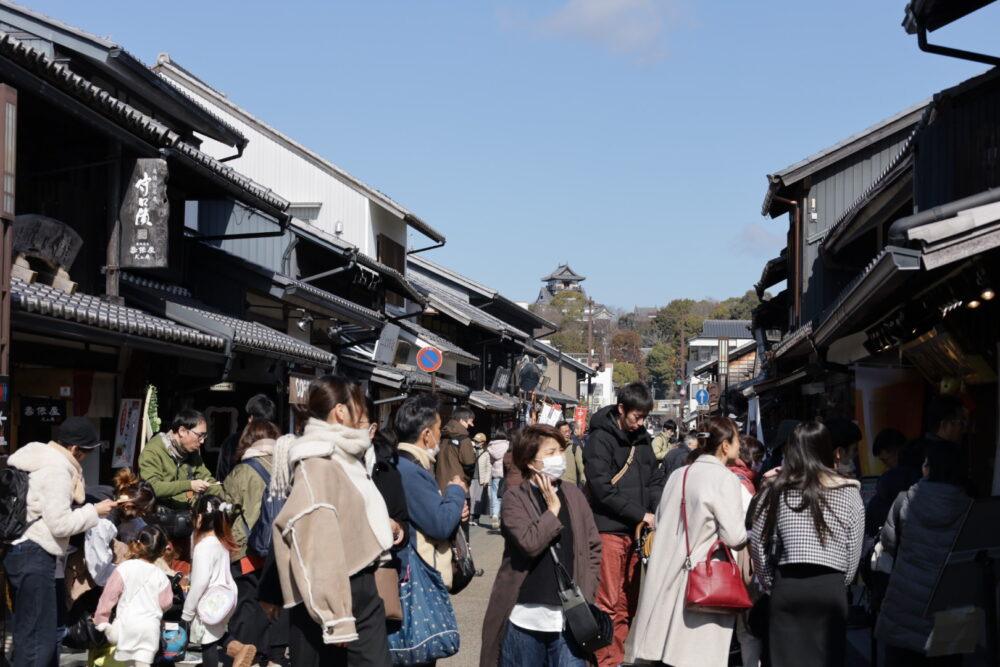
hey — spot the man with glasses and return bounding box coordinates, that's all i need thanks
[139,408,221,518]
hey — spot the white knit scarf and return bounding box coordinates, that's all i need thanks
[286,418,393,552]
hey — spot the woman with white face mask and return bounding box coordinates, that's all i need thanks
[479,425,603,666]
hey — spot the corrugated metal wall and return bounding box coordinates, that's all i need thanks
[193,200,292,273]
[915,76,1000,212]
[800,130,912,321]
[174,82,407,258]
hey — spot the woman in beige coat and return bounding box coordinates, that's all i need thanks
[624,417,747,667]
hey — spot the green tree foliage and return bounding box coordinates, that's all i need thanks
[530,291,589,353]
[710,290,762,320]
[644,299,705,350]
[645,342,677,388]
[612,362,639,386]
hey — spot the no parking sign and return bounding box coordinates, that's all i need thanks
[416,346,444,373]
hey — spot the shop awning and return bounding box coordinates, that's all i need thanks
[339,356,471,399]
[905,199,1000,271]
[399,321,480,366]
[751,368,808,394]
[409,273,529,341]
[537,386,579,406]
[11,277,227,362]
[292,224,427,307]
[275,275,384,329]
[812,247,922,346]
[755,253,788,298]
[469,390,518,413]
[121,273,334,369]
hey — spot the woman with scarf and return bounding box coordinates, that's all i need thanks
[271,375,397,667]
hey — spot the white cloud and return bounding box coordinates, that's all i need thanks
[504,0,682,63]
[735,222,785,256]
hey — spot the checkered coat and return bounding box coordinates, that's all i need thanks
[749,473,864,590]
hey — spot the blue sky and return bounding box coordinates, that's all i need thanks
[24,0,1000,309]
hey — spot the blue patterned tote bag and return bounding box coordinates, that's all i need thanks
[387,545,460,665]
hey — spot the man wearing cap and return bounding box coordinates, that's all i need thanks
[5,416,116,667]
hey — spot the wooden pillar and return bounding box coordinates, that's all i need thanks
[0,84,17,450]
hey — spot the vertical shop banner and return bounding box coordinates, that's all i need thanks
[853,366,926,476]
[289,373,313,406]
[573,406,588,435]
[112,399,143,469]
[119,158,169,268]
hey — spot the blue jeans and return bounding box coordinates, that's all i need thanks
[489,477,502,518]
[499,621,586,667]
[4,541,59,667]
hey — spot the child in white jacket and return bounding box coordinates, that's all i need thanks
[181,495,255,667]
[95,525,172,667]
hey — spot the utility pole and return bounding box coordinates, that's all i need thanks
[586,297,594,367]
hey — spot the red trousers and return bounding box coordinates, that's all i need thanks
[594,533,641,667]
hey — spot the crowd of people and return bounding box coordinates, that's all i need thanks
[0,378,977,667]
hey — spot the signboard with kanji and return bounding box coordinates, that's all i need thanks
[21,397,66,425]
[120,158,169,268]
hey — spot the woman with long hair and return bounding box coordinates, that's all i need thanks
[271,375,395,667]
[749,421,864,667]
[480,424,602,666]
[624,417,748,667]
[181,495,256,667]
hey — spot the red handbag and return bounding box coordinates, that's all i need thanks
[681,465,752,614]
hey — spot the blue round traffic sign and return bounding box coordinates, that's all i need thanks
[416,346,444,373]
[695,389,709,405]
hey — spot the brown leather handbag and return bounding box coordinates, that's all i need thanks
[681,465,752,614]
[375,566,403,621]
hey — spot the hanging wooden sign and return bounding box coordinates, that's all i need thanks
[120,158,169,268]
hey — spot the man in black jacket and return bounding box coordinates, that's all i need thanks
[584,382,665,667]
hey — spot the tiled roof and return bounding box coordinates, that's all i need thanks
[410,274,529,340]
[537,385,579,406]
[699,320,753,339]
[0,32,288,214]
[12,278,225,349]
[399,321,480,365]
[274,274,383,327]
[120,272,334,367]
[339,356,470,399]
[469,390,518,413]
[542,264,585,281]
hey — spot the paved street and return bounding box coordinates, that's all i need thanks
[442,523,506,666]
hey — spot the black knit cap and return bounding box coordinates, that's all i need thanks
[58,417,101,449]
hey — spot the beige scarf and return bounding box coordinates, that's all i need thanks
[397,442,453,587]
[48,441,85,504]
[397,442,436,470]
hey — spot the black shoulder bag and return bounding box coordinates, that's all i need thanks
[527,492,612,653]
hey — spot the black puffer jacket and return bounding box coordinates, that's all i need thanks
[583,405,665,534]
[875,480,971,652]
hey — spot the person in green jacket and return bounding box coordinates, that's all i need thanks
[138,408,220,511]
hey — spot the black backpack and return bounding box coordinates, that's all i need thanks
[242,459,285,558]
[0,467,37,543]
